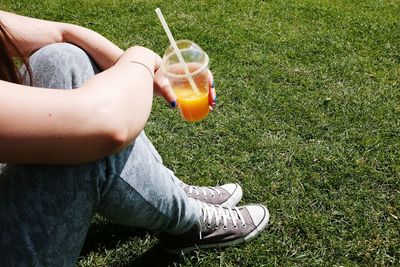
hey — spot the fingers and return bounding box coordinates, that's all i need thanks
[208,69,216,110]
[154,69,177,108]
[209,85,216,111]
[154,53,163,71]
[154,68,216,110]
[161,84,177,108]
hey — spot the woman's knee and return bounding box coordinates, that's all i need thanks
[25,43,99,89]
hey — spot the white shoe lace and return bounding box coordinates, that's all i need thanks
[198,202,246,239]
[180,182,222,199]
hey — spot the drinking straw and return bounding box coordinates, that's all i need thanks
[155,8,200,94]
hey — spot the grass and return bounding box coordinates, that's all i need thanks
[1,0,399,266]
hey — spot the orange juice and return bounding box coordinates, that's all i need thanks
[174,87,209,122]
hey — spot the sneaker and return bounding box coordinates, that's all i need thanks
[159,202,270,253]
[180,182,243,207]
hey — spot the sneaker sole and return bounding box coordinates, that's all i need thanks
[222,183,243,207]
[161,204,270,254]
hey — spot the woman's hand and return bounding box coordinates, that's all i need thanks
[153,54,178,108]
[153,57,217,110]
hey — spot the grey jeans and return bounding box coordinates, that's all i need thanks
[0,43,201,267]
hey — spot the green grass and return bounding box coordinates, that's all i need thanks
[1,0,399,266]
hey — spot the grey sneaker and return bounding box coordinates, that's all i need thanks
[159,202,270,253]
[180,182,243,206]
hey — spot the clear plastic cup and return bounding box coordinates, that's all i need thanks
[162,40,210,122]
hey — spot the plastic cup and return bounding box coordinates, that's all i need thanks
[162,40,210,122]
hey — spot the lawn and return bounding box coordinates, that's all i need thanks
[1,0,399,266]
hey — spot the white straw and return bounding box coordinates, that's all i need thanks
[155,8,199,94]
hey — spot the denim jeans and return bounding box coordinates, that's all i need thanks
[0,43,201,267]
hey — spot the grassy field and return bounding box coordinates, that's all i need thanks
[1,0,399,266]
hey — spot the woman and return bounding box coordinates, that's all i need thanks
[0,10,269,266]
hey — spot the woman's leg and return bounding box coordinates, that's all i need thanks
[97,132,201,234]
[0,43,268,266]
[0,161,105,267]
[0,43,201,266]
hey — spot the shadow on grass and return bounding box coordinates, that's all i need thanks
[126,243,181,267]
[80,219,181,267]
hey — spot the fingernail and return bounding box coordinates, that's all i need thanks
[169,100,177,108]
[213,95,217,103]
[212,81,215,88]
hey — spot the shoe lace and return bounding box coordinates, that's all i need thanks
[198,202,245,239]
[180,182,222,199]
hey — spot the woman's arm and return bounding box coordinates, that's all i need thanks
[0,10,123,70]
[0,46,156,164]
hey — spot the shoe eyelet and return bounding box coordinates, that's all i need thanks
[233,225,238,230]
[195,195,199,199]
[211,194,215,199]
[223,225,227,230]
[218,193,222,197]
[242,224,247,228]
[214,225,219,230]
[203,195,207,199]
[187,193,191,197]
[206,224,211,229]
